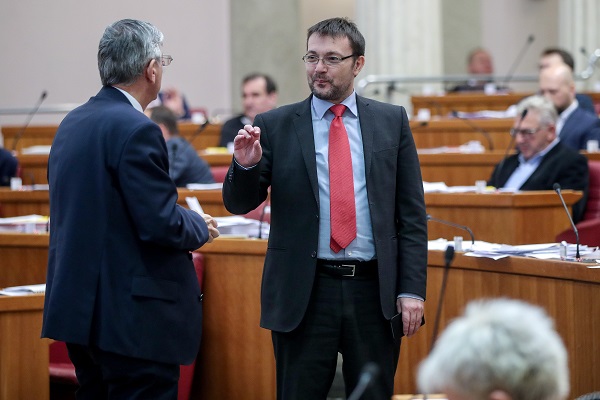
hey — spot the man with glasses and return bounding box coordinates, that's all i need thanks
[223,17,427,399]
[488,95,588,222]
[42,19,219,399]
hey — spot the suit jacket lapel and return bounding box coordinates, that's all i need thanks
[292,96,320,205]
[356,96,374,179]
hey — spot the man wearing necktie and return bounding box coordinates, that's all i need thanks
[223,17,427,400]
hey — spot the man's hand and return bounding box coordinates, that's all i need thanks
[233,125,262,168]
[202,213,219,243]
[396,297,424,337]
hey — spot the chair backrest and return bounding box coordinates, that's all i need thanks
[210,165,229,183]
[583,160,600,220]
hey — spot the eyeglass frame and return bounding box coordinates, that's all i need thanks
[161,55,173,67]
[302,53,356,66]
[509,126,545,138]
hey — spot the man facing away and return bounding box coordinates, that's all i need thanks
[148,105,214,187]
[218,73,278,147]
[42,19,219,399]
[223,17,427,400]
[488,95,588,223]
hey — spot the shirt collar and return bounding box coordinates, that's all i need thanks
[311,91,358,119]
[559,98,578,121]
[113,86,144,113]
[518,137,559,164]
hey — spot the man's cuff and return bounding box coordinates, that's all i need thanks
[233,157,257,170]
[397,293,424,301]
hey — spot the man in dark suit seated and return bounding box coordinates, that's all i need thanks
[148,105,214,186]
[0,148,18,186]
[42,19,219,399]
[488,95,588,223]
[539,47,596,114]
[450,47,498,92]
[539,64,600,150]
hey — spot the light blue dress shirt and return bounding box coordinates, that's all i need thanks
[311,93,376,261]
[503,139,559,189]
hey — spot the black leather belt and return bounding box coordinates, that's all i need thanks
[317,259,378,278]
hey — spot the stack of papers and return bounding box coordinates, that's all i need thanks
[186,183,223,190]
[0,283,46,296]
[0,215,49,233]
[423,182,496,193]
[214,216,269,239]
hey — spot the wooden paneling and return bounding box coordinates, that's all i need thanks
[0,233,48,287]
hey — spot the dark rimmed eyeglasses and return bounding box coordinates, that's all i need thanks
[302,54,355,66]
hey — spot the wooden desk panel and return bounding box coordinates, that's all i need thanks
[0,233,48,287]
[0,294,49,400]
[418,151,506,186]
[15,154,48,185]
[411,92,600,118]
[0,188,230,218]
[424,191,582,244]
[410,118,514,151]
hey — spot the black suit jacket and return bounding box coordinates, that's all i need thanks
[488,142,589,223]
[42,87,209,365]
[222,95,428,332]
[560,106,600,150]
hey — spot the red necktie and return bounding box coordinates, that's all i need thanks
[329,104,357,253]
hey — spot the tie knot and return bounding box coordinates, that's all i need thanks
[330,104,346,118]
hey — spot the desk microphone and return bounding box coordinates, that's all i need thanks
[553,183,580,260]
[451,110,494,150]
[430,245,455,348]
[186,119,210,145]
[494,108,528,185]
[426,214,475,245]
[11,90,48,152]
[347,362,381,400]
[502,34,535,88]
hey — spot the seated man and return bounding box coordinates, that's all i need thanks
[418,298,569,400]
[0,148,18,186]
[539,47,595,114]
[450,48,495,92]
[148,87,192,120]
[539,64,600,150]
[218,73,277,147]
[488,95,588,222]
[148,106,214,187]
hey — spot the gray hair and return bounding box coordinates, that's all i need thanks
[98,19,163,86]
[516,95,558,127]
[418,299,569,400]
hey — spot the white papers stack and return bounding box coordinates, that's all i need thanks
[423,182,496,193]
[0,283,46,296]
[186,183,223,190]
[214,216,269,239]
[0,215,49,233]
[20,145,51,155]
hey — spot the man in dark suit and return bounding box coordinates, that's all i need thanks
[42,19,219,399]
[218,73,278,147]
[539,64,600,150]
[222,17,427,400]
[0,148,18,186]
[488,95,588,222]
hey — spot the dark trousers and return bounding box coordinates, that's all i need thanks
[66,343,180,400]
[271,273,400,400]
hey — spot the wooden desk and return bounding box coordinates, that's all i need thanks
[424,191,582,244]
[0,236,598,398]
[410,118,514,151]
[0,188,230,218]
[418,151,506,186]
[2,123,223,153]
[411,92,600,118]
[15,154,48,185]
[0,233,48,287]
[198,152,233,167]
[0,294,49,400]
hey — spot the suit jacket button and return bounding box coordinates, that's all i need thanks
[311,251,317,258]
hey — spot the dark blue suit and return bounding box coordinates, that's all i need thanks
[560,106,600,150]
[42,86,209,367]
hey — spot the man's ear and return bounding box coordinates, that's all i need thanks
[145,59,158,84]
[488,390,512,400]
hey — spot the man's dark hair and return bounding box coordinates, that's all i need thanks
[149,105,179,135]
[541,48,575,70]
[306,17,365,58]
[242,73,277,94]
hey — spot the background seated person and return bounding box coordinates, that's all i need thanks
[218,73,278,147]
[539,47,595,114]
[539,64,600,150]
[450,47,496,92]
[488,95,588,222]
[0,148,18,186]
[418,298,570,400]
[148,106,214,187]
[148,86,192,119]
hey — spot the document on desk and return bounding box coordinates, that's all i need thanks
[185,183,223,190]
[0,283,46,296]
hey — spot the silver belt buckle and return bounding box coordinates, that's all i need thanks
[341,264,355,277]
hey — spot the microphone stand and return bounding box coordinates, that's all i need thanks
[502,34,535,88]
[11,91,48,152]
[430,245,455,347]
[426,214,475,245]
[451,110,494,150]
[186,120,210,146]
[553,183,581,260]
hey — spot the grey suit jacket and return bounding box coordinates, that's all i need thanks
[222,95,427,332]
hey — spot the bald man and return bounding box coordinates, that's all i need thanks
[539,64,600,150]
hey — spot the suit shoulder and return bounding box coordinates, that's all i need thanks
[357,95,407,113]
